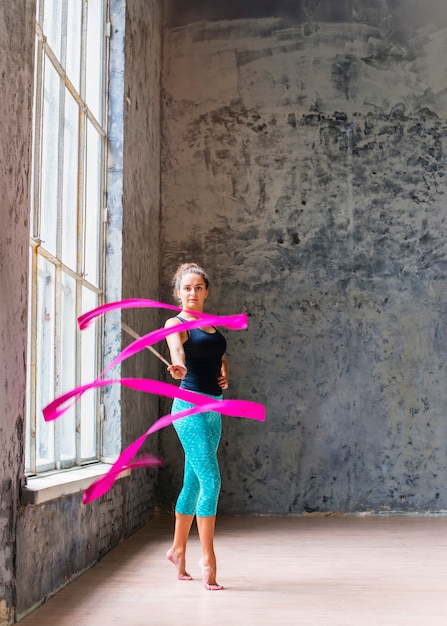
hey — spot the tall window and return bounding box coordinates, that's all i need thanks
[27,0,109,474]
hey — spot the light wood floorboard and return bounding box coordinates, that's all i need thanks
[19,513,447,625]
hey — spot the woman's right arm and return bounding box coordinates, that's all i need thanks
[165,317,187,380]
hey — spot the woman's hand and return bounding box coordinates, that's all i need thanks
[218,373,228,390]
[218,355,229,390]
[167,364,187,380]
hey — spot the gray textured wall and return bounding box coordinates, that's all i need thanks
[158,0,447,514]
[0,1,34,623]
[1,1,163,623]
[121,0,162,452]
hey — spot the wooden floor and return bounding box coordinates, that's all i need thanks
[19,513,447,625]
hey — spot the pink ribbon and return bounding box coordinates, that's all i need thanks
[82,392,263,503]
[78,299,181,329]
[78,298,238,330]
[101,313,248,377]
[42,299,265,503]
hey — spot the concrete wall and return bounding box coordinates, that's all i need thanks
[0,2,34,623]
[0,1,163,624]
[158,0,447,514]
[121,0,162,452]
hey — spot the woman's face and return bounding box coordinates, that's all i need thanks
[177,272,208,311]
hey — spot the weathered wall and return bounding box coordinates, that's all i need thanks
[0,2,34,623]
[16,473,160,617]
[1,1,163,623]
[158,0,447,514]
[121,0,162,454]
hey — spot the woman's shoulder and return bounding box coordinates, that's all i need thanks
[164,315,184,329]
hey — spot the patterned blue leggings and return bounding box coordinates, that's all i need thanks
[171,394,222,517]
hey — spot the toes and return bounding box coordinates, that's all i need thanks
[204,582,224,590]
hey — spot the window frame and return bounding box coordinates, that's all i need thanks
[26,0,111,476]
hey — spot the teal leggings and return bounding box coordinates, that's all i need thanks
[171,394,222,517]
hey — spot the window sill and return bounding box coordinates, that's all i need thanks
[21,463,129,505]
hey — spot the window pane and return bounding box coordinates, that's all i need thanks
[40,58,60,256]
[60,272,77,463]
[85,0,104,123]
[36,256,56,469]
[43,0,62,58]
[62,91,79,270]
[84,121,102,285]
[66,0,82,91]
[80,287,98,459]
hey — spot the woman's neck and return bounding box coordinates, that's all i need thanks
[180,309,203,320]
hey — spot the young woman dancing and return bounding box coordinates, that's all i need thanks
[165,262,228,591]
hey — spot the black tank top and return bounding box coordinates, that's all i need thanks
[176,316,227,396]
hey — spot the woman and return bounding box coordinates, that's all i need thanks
[165,262,228,591]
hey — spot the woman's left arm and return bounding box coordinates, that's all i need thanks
[218,355,229,390]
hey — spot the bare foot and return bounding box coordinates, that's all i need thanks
[199,558,224,591]
[166,548,193,580]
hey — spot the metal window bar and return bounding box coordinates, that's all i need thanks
[53,1,69,470]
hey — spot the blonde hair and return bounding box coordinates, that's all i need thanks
[172,263,209,301]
